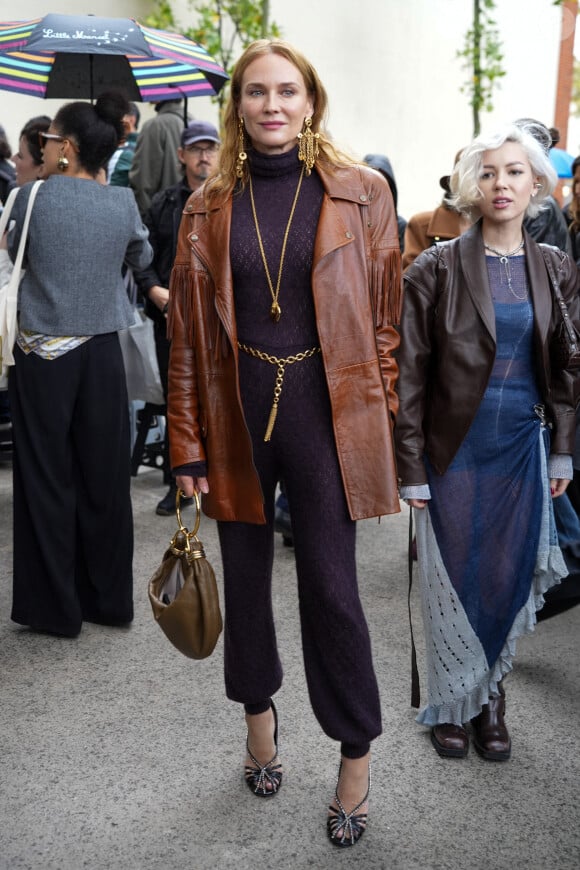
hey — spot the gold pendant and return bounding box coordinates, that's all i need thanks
[270,302,281,322]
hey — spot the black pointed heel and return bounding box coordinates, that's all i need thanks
[244,701,283,797]
[327,759,370,847]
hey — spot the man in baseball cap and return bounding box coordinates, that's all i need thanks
[178,121,221,190]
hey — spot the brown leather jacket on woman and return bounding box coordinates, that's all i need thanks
[167,162,402,523]
[402,204,465,271]
[395,220,580,487]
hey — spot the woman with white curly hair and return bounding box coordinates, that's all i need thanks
[395,123,580,761]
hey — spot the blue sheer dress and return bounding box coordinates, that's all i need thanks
[414,254,567,725]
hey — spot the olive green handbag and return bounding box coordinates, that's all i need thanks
[148,490,223,659]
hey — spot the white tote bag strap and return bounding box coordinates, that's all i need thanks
[0,180,44,370]
[0,186,21,239]
[10,179,44,277]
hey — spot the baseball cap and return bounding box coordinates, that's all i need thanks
[181,120,220,148]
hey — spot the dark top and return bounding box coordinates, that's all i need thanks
[134,177,192,327]
[230,145,324,352]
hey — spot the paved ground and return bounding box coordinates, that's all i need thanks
[0,460,579,870]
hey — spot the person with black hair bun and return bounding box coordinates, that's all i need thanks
[12,115,51,187]
[5,91,153,638]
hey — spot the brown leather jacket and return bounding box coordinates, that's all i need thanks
[167,162,402,522]
[395,221,580,486]
[402,204,465,271]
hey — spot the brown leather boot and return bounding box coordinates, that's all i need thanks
[471,685,511,761]
[431,724,469,758]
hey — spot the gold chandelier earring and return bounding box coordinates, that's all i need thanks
[235,117,247,179]
[57,150,69,172]
[297,117,319,175]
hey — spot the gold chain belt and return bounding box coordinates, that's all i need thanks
[237,342,321,441]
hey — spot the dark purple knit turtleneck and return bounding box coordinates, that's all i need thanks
[230,145,324,352]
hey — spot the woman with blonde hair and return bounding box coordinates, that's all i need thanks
[168,39,401,846]
[396,123,580,761]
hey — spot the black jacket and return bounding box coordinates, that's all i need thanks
[524,196,572,255]
[134,178,192,326]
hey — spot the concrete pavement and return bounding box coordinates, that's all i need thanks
[0,461,579,870]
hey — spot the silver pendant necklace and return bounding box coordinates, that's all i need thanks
[484,239,526,300]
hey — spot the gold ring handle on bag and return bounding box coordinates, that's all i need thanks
[175,488,201,536]
[171,489,204,560]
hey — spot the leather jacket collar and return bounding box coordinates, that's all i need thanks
[457,220,553,343]
[181,161,395,347]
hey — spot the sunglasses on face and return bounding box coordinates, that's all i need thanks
[38,132,64,147]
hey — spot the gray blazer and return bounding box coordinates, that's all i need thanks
[9,175,152,336]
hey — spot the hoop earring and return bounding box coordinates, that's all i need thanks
[235,118,247,179]
[297,117,319,175]
[57,154,69,172]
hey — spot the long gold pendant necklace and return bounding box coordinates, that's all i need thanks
[248,164,305,322]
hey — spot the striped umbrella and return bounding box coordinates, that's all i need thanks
[0,14,228,102]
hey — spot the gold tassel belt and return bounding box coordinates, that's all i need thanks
[237,342,321,441]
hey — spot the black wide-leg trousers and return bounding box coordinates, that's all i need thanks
[9,334,134,636]
[218,350,382,753]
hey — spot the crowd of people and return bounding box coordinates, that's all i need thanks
[1,37,580,850]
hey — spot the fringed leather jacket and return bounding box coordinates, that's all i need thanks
[395,220,580,487]
[167,162,402,523]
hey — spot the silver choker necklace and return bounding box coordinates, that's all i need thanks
[484,239,526,299]
[484,239,525,259]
